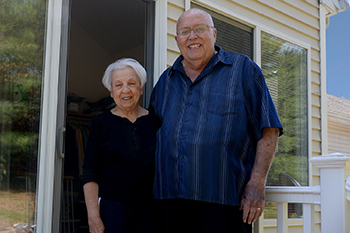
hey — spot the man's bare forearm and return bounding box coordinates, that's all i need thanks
[250,127,280,184]
[240,127,280,224]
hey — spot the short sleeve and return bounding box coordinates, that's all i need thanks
[243,60,283,143]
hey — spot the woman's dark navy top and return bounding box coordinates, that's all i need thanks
[82,110,161,201]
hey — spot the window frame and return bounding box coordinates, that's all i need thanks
[255,27,312,186]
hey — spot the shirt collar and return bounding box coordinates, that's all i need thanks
[169,45,233,77]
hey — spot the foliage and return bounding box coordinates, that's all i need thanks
[0,0,46,188]
[0,1,45,229]
[261,32,308,186]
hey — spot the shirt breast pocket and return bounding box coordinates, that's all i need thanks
[206,92,241,117]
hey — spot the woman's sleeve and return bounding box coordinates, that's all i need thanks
[82,117,103,185]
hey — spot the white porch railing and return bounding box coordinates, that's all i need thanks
[254,153,350,233]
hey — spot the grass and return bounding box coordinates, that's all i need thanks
[0,191,35,232]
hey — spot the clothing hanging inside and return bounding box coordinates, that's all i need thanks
[65,118,91,179]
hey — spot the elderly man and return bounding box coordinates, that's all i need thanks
[150,8,283,233]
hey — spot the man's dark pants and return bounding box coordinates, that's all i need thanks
[155,198,252,233]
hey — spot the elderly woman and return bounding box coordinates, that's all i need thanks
[83,58,160,233]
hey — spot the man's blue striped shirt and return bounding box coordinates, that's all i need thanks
[150,46,283,206]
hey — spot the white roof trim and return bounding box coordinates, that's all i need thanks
[320,0,349,16]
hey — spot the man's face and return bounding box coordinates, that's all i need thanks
[175,10,217,67]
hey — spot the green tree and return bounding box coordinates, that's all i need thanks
[0,0,46,190]
[261,33,308,187]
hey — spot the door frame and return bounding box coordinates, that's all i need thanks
[36,0,157,232]
[36,0,70,232]
[142,0,156,107]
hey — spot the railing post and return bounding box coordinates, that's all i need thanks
[277,202,288,233]
[310,153,350,233]
[302,203,315,233]
[254,213,264,233]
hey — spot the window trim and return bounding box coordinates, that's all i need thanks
[153,0,168,85]
[260,28,312,186]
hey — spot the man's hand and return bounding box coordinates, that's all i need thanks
[240,127,280,224]
[239,178,265,224]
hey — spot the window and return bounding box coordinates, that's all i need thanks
[212,17,253,59]
[261,32,308,218]
[192,3,253,59]
[0,0,46,230]
[261,32,308,187]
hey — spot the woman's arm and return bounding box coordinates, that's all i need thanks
[83,181,105,233]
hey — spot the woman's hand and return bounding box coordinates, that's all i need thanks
[83,182,104,233]
[88,215,105,233]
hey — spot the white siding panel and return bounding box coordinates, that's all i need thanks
[304,0,320,8]
[280,0,319,18]
[311,94,321,107]
[257,0,319,29]
[167,2,184,21]
[311,164,320,175]
[312,175,320,186]
[311,71,320,84]
[167,49,180,67]
[168,0,185,8]
[167,19,177,35]
[312,117,321,130]
[328,119,350,154]
[204,0,319,39]
[167,34,178,54]
[311,48,320,63]
[166,1,185,67]
[311,83,321,96]
[312,140,321,152]
[311,60,320,73]
[312,106,321,118]
[312,129,321,141]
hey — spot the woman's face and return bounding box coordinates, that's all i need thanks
[110,67,142,113]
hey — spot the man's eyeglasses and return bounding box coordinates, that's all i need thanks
[177,24,215,38]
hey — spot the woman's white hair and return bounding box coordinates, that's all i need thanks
[102,58,147,92]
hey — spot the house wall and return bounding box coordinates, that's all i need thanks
[159,0,325,232]
[327,94,350,154]
[328,123,350,154]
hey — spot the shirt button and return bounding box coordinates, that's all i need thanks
[181,136,185,140]
[180,156,184,160]
[184,119,188,122]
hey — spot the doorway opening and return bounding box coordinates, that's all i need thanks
[62,1,154,232]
